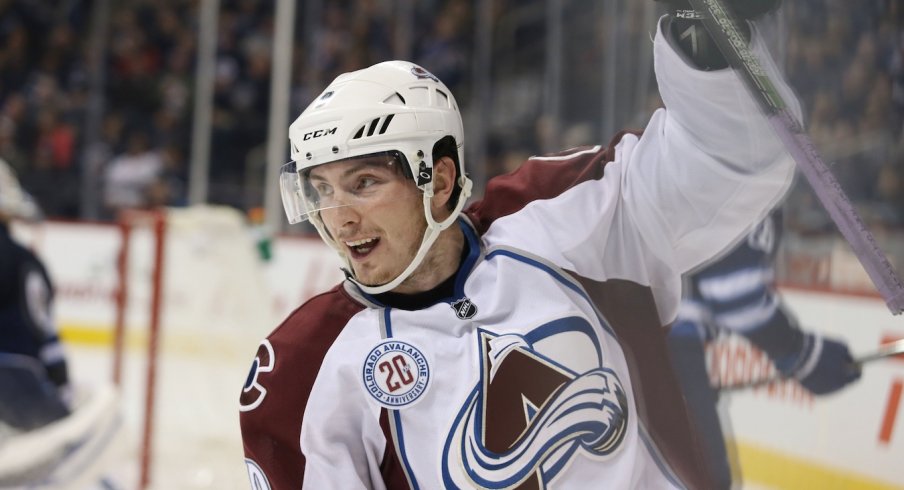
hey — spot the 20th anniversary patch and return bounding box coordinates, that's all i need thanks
[362,340,430,408]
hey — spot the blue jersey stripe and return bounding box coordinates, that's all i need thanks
[485,249,617,338]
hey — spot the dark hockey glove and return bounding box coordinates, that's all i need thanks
[656,0,780,21]
[772,333,861,395]
[655,0,781,70]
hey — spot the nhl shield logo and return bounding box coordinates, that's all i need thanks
[451,298,477,319]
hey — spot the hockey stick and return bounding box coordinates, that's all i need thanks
[719,338,904,392]
[853,338,904,366]
[684,0,904,315]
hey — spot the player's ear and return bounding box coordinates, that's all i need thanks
[430,156,456,219]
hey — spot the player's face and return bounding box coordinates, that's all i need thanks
[307,155,425,287]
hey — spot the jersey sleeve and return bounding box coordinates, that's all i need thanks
[21,262,69,390]
[687,213,806,362]
[628,17,802,276]
[692,255,806,365]
[0,239,70,394]
[470,18,800,324]
[239,287,371,489]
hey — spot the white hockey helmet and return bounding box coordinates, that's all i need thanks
[280,61,473,294]
[0,158,41,222]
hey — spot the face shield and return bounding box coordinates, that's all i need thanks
[279,151,413,224]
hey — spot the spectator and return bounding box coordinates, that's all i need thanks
[0,0,899,231]
[102,130,162,217]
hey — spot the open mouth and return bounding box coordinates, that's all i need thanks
[345,237,380,259]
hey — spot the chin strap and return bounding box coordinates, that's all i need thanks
[352,219,445,295]
[352,175,474,295]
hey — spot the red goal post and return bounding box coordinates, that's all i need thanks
[112,209,165,490]
[111,206,277,489]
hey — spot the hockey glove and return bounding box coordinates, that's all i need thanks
[655,0,780,70]
[655,0,780,21]
[772,333,861,395]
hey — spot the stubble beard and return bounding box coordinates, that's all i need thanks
[351,228,424,288]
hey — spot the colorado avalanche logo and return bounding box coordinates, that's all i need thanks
[245,458,272,490]
[363,340,430,408]
[442,323,628,489]
[240,340,275,412]
[411,65,439,82]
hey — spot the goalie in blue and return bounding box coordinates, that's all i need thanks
[0,158,126,488]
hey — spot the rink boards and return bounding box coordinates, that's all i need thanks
[717,288,903,489]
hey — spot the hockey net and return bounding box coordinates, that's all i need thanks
[112,206,281,490]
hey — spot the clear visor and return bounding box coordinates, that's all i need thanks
[279,151,412,224]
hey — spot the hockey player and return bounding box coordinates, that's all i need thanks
[666,210,861,489]
[0,159,125,488]
[240,2,796,488]
[0,159,70,433]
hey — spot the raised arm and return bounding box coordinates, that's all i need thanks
[624,14,802,278]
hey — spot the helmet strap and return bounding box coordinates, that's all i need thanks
[351,174,473,295]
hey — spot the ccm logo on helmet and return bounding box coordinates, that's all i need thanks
[303,127,338,140]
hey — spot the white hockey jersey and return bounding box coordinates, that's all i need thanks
[239,18,800,490]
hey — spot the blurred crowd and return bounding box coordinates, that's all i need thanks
[0,0,901,231]
[783,0,904,232]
